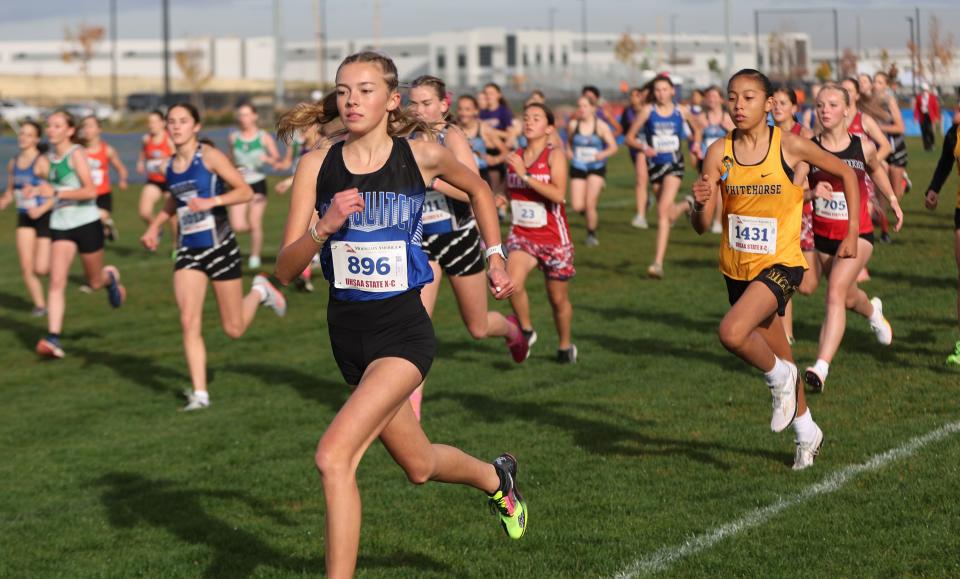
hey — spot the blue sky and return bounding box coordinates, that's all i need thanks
[1,0,958,53]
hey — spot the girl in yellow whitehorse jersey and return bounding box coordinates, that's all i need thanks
[691,69,861,471]
[924,101,960,366]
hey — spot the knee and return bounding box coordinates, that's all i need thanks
[798,280,817,296]
[179,312,202,335]
[466,321,488,340]
[717,319,746,352]
[221,322,244,340]
[314,441,354,482]
[34,264,49,277]
[48,274,68,292]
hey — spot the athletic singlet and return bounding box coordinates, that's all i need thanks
[315,137,432,302]
[410,127,475,236]
[848,112,865,138]
[166,147,231,249]
[49,145,99,231]
[86,142,112,195]
[231,129,268,184]
[463,125,489,170]
[808,135,871,239]
[290,134,307,173]
[719,126,806,280]
[570,119,606,171]
[12,154,44,214]
[701,110,728,156]
[506,145,570,246]
[644,105,684,165]
[879,91,907,148]
[479,105,512,131]
[789,122,803,136]
[143,134,173,183]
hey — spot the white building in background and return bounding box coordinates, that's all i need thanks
[9,27,956,98]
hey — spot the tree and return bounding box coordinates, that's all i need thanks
[840,47,858,79]
[815,60,833,83]
[879,48,891,74]
[175,43,214,110]
[927,15,955,87]
[614,33,637,67]
[907,40,923,81]
[62,23,105,95]
[707,58,721,76]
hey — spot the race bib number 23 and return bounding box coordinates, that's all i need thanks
[331,240,408,293]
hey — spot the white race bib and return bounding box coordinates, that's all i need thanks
[511,200,548,228]
[652,134,680,153]
[422,190,453,225]
[331,240,408,293]
[14,190,37,210]
[575,147,599,164]
[91,169,105,187]
[146,159,164,174]
[177,205,215,236]
[814,191,849,221]
[728,214,777,255]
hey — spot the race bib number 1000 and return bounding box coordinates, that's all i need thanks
[728,214,777,255]
[331,240,408,293]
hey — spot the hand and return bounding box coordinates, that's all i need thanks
[692,174,713,208]
[890,200,904,232]
[36,182,54,198]
[187,197,216,213]
[275,178,293,194]
[813,181,833,201]
[136,161,145,175]
[643,146,656,158]
[27,205,48,220]
[141,226,160,252]
[119,179,128,191]
[925,190,939,211]
[486,265,514,300]
[21,184,36,199]
[505,152,526,176]
[837,235,858,259]
[317,187,363,236]
[494,193,508,209]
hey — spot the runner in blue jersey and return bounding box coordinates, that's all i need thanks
[694,86,735,234]
[567,93,618,246]
[140,103,286,411]
[457,94,508,211]
[625,75,701,279]
[622,85,651,229]
[407,75,530,419]
[275,52,527,578]
[0,121,52,316]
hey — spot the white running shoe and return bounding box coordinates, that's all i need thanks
[181,390,210,411]
[804,366,826,393]
[770,362,799,433]
[248,255,262,269]
[792,425,824,470]
[631,214,649,229]
[868,297,893,345]
[253,274,287,317]
[710,220,723,234]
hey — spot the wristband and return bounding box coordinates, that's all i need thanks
[484,244,508,262]
[309,223,327,244]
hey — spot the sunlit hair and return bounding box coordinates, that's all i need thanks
[818,82,850,107]
[411,75,446,101]
[727,68,773,98]
[277,51,432,143]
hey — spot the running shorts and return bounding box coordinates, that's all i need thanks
[570,166,607,179]
[420,227,485,277]
[174,232,243,281]
[649,160,685,184]
[813,233,875,256]
[506,232,576,281]
[51,220,104,254]
[96,192,113,212]
[251,179,268,197]
[725,264,804,317]
[17,211,52,238]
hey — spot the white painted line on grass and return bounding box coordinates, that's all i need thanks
[614,420,960,578]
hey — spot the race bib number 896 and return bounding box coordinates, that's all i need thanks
[331,240,408,293]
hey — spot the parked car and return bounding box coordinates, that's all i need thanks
[0,99,42,123]
[61,101,118,122]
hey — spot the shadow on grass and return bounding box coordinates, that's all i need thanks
[866,269,953,290]
[0,289,34,312]
[0,313,101,349]
[228,363,348,412]
[431,391,787,469]
[97,472,323,578]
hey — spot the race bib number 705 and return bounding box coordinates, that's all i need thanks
[331,240,408,293]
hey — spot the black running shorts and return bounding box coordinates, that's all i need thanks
[813,233,875,256]
[96,193,113,212]
[250,179,268,197]
[327,289,436,386]
[174,232,243,281]
[420,227,485,277]
[51,220,104,254]
[649,160,685,184]
[17,211,52,238]
[724,264,805,317]
[570,166,607,179]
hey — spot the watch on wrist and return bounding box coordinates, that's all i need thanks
[484,244,508,262]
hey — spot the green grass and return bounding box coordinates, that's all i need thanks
[1,138,959,578]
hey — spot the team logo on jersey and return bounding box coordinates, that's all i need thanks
[321,190,424,233]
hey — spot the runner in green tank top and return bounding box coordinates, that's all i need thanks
[29,110,127,360]
[227,103,280,270]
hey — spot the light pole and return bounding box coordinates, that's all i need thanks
[907,16,917,96]
[579,0,587,79]
[670,13,678,67]
[162,0,171,102]
[548,7,557,69]
[724,0,733,79]
[274,0,285,110]
[314,0,326,91]
[110,0,118,110]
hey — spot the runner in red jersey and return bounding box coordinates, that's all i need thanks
[137,110,176,252]
[81,116,127,242]
[505,102,577,363]
[803,83,903,394]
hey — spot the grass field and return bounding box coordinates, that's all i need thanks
[2,138,959,578]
